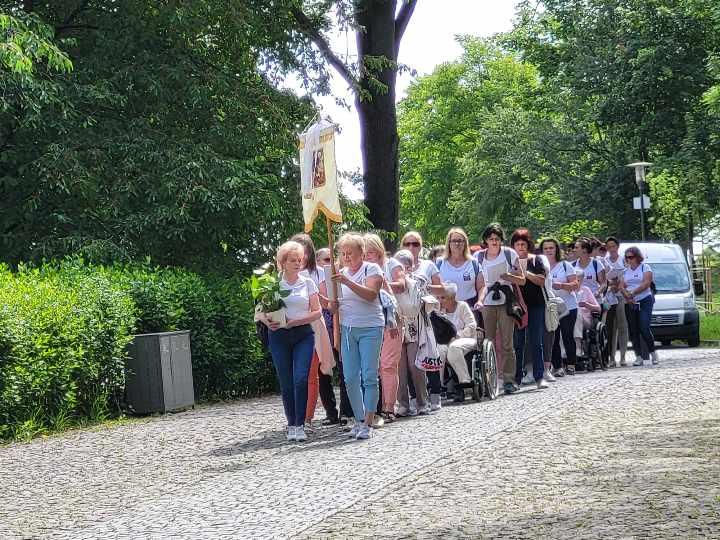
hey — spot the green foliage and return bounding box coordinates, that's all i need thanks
[248,267,290,313]
[399,2,720,244]
[0,11,72,74]
[0,260,275,440]
[0,263,136,440]
[0,1,314,273]
[700,313,720,341]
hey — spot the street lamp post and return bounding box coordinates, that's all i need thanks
[627,161,652,241]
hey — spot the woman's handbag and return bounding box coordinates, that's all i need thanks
[541,284,561,332]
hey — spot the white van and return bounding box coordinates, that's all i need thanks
[618,242,700,347]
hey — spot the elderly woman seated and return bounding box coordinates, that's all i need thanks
[437,283,478,399]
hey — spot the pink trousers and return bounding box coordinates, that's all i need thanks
[379,328,402,412]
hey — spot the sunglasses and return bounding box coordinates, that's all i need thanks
[404,241,421,247]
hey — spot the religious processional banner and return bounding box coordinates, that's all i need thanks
[298,119,343,233]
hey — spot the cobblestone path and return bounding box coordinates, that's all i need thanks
[2,348,719,539]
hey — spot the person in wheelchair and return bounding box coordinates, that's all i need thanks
[436,283,478,400]
[575,284,601,367]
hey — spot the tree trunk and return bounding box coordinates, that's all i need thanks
[356,0,400,248]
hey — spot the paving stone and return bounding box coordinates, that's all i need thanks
[0,348,718,539]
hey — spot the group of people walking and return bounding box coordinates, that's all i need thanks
[255,224,658,442]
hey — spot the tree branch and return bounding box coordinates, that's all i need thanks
[394,0,417,55]
[290,7,357,90]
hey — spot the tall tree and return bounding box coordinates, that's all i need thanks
[291,0,417,244]
[0,1,315,271]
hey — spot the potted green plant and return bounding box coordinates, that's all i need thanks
[248,263,290,328]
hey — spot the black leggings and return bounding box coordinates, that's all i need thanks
[552,308,578,368]
[427,370,442,394]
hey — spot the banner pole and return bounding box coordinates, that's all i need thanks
[326,215,341,351]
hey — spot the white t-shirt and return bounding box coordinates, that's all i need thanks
[300,267,325,289]
[550,261,578,310]
[624,263,653,302]
[413,259,439,284]
[439,258,479,302]
[604,254,625,306]
[384,257,403,283]
[574,259,603,296]
[478,248,519,306]
[339,262,385,327]
[280,275,318,321]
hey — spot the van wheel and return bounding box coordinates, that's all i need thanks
[660,339,672,347]
[688,334,700,348]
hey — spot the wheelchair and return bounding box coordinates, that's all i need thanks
[442,315,498,402]
[576,312,610,372]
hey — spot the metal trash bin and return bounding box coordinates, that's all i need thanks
[125,330,195,414]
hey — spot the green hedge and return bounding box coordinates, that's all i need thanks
[0,261,274,440]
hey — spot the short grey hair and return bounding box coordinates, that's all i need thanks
[443,282,458,298]
[394,249,413,267]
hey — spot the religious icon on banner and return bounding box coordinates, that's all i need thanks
[298,118,342,232]
[312,148,326,188]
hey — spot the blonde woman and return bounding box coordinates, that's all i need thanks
[329,233,385,440]
[437,227,482,307]
[258,241,322,442]
[364,234,405,423]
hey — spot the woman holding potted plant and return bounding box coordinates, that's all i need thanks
[257,240,322,442]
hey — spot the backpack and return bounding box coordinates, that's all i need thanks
[429,310,457,345]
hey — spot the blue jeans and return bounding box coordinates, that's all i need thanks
[514,304,545,382]
[341,325,384,422]
[625,296,655,360]
[268,325,315,426]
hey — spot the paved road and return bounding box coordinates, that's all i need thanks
[2,348,719,539]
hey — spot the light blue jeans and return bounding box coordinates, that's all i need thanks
[341,325,384,422]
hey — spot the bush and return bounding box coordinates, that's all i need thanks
[0,260,275,441]
[0,264,136,440]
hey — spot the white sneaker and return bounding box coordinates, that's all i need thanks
[651,351,659,365]
[544,371,556,382]
[372,415,385,428]
[295,425,307,442]
[348,422,362,438]
[408,398,418,416]
[633,358,644,367]
[287,426,296,441]
[395,405,409,417]
[356,424,373,440]
[417,403,431,416]
[521,372,535,385]
[536,378,549,390]
[430,394,442,412]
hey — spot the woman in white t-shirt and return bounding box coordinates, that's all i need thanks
[400,230,443,292]
[573,237,607,299]
[620,246,657,366]
[291,233,342,428]
[437,227,482,306]
[259,241,322,443]
[476,223,525,394]
[604,236,629,366]
[397,231,441,415]
[364,233,405,424]
[541,237,580,376]
[328,233,385,440]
